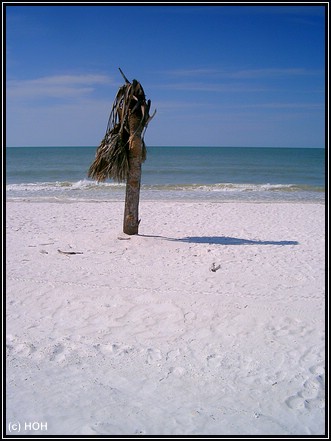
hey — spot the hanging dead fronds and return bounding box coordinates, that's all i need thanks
[88,69,156,183]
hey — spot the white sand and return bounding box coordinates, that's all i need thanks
[6,200,325,436]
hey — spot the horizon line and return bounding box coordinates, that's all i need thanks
[6,145,325,149]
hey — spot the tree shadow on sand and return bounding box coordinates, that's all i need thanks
[139,235,299,246]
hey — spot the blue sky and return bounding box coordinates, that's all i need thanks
[5,4,326,147]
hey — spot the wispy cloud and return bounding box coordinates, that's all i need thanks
[161,67,322,80]
[152,100,324,119]
[149,67,323,95]
[163,68,219,77]
[7,74,114,100]
[232,102,324,110]
[229,68,322,79]
[152,81,267,93]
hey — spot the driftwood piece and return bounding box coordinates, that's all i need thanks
[57,249,83,255]
[117,236,131,241]
[210,263,221,272]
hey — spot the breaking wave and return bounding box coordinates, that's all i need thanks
[6,180,324,203]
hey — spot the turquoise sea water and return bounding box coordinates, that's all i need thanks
[6,146,325,202]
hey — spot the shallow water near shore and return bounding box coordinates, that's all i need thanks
[6,146,325,203]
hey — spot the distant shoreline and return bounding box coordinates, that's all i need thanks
[5,145,326,149]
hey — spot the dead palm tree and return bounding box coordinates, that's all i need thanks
[88,69,155,235]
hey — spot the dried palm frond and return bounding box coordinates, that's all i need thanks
[88,70,155,183]
[88,131,129,183]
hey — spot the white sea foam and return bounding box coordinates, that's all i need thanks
[6,180,324,204]
[6,180,125,192]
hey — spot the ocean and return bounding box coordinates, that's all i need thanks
[6,146,325,203]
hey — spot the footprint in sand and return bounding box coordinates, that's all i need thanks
[309,364,325,376]
[286,394,325,411]
[146,348,162,364]
[206,353,222,368]
[49,343,66,362]
[184,311,196,323]
[299,378,322,399]
[169,366,186,377]
[165,348,181,361]
[97,343,134,357]
[305,397,325,410]
[10,341,37,357]
[160,366,186,381]
[285,369,325,411]
[285,395,306,410]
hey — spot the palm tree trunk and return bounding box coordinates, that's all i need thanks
[123,112,143,235]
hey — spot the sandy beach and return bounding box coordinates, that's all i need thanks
[6,199,325,436]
